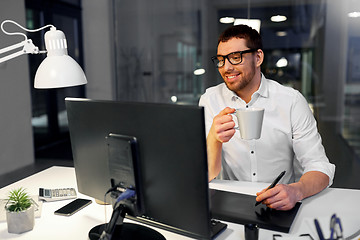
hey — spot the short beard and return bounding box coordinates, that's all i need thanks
[224,60,256,93]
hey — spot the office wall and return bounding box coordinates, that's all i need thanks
[0,0,34,175]
[0,0,114,177]
[82,0,116,100]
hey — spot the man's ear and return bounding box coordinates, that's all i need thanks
[255,49,264,67]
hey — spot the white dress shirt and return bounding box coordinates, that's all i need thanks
[199,75,335,185]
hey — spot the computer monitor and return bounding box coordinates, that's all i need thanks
[65,98,226,240]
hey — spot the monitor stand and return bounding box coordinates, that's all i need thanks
[89,223,165,240]
[88,204,165,240]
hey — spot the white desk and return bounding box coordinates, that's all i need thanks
[0,166,359,240]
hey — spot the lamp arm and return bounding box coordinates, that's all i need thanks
[0,39,42,64]
[0,20,54,64]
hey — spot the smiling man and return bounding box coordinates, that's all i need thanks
[199,25,335,210]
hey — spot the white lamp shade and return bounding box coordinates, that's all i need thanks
[34,55,87,89]
[34,27,87,89]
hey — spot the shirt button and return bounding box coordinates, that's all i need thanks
[253,173,256,176]
[246,105,249,108]
[251,151,254,154]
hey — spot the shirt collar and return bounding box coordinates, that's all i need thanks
[256,73,269,98]
[222,83,238,101]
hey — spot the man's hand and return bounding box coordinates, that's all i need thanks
[209,107,236,143]
[255,184,303,211]
[255,171,329,210]
[207,107,236,180]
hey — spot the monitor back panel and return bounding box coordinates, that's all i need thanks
[66,98,212,239]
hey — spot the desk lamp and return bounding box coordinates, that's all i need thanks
[0,20,87,88]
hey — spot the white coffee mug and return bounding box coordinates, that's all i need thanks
[232,107,264,140]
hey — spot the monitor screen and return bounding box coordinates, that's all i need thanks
[65,98,222,239]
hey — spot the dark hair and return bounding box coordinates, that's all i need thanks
[218,25,263,50]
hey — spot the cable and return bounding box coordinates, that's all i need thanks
[99,188,136,240]
[1,20,54,40]
[102,185,121,226]
[104,186,118,196]
[115,189,135,204]
[102,187,136,232]
[103,192,109,226]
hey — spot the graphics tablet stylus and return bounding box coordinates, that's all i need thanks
[255,170,286,206]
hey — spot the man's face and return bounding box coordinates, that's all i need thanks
[217,38,257,93]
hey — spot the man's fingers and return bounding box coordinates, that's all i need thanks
[214,117,235,130]
[257,185,297,210]
[255,185,281,203]
[219,107,236,116]
[214,120,236,142]
[217,128,236,142]
[211,108,237,143]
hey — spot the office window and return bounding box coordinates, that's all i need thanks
[25,0,85,158]
[112,0,360,187]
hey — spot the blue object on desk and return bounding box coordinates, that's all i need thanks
[314,214,344,240]
[314,219,325,240]
[330,214,343,240]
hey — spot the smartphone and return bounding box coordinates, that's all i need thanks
[54,198,92,216]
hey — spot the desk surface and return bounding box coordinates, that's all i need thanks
[0,166,359,240]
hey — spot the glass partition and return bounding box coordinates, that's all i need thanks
[112,0,360,187]
[112,0,206,104]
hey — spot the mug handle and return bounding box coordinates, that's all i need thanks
[229,112,239,130]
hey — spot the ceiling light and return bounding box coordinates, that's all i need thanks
[276,57,288,68]
[276,31,287,37]
[194,68,205,76]
[271,15,287,22]
[234,19,261,33]
[171,96,177,103]
[219,17,235,24]
[348,12,360,18]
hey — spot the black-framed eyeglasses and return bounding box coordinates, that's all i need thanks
[211,49,258,68]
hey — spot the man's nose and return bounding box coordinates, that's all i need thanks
[223,58,234,70]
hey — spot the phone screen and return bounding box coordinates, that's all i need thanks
[54,198,92,216]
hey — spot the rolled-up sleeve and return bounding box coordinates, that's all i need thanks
[291,91,336,186]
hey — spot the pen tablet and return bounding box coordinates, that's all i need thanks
[210,189,301,233]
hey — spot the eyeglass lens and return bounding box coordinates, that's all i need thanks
[214,52,243,68]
